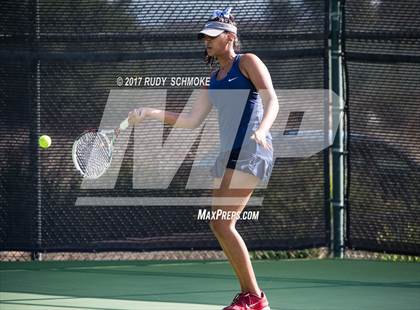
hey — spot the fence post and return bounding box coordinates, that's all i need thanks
[30,0,43,261]
[329,0,345,258]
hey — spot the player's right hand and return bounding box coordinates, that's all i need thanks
[128,107,149,126]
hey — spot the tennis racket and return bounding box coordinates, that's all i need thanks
[72,118,129,179]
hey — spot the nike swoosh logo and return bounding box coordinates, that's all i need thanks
[228,77,238,82]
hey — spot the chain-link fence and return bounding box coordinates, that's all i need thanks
[1,0,419,262]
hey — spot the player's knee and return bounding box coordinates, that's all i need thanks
[209,218,234,236]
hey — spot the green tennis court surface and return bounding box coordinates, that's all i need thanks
[1,259,419,310]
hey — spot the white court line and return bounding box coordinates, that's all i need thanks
[0,292,223,310]
[64,262,229,270]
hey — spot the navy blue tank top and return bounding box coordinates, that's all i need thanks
[209,54,272,152]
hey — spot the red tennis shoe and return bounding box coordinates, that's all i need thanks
[223,291,270,310]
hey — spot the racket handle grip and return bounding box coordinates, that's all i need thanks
[119,118,129,131]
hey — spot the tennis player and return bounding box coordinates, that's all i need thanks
[128,7,278,310]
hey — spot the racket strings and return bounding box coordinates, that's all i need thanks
[74,132,112,178]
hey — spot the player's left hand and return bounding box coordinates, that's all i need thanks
[250,129,273,151]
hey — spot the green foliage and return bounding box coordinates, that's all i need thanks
[379,254,420,263]
[250,249,420,262]
[250,248,325,260]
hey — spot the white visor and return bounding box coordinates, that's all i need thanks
[198,21,237,39]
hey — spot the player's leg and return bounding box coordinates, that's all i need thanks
[211,168,261,296]
[212,176,249,292]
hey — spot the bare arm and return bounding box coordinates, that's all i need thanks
[128,87,212,129]
[240,53,279,149]
[240,53,279,132]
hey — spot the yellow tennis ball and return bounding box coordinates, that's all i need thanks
[39,135,52,149]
